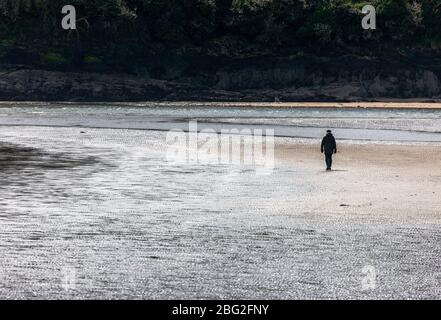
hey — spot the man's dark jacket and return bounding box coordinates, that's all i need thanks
[321,133,337,154]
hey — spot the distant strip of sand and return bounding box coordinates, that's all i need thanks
[168,101,441,109]
[2,101,441,109]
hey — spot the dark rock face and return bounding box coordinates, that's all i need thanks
[211,57,441,101]
[0,67,179,101]
[1,56,440,101]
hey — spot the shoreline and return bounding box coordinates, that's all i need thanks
[2,101,441,109]
[2,123,441,146]
[1,104,441,144]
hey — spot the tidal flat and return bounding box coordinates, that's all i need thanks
[0,104,440,299]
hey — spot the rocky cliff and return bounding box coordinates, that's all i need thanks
[1,55,440,101]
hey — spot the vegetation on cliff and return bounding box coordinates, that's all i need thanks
[0,0,440,73]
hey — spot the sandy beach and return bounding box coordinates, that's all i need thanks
[3,101,441,109]
[3,137,439,221]
[276,141,441,221]
[153,101,441,109]
[3,0,441,303]
[0,105,440,299]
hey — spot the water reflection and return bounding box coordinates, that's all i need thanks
[0,142,99,172]
[0,123,439,300]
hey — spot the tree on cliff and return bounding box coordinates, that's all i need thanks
[0,0,440,70]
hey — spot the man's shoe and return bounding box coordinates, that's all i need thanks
[326,168,331,171]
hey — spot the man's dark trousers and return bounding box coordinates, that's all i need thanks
[325,153,333,169]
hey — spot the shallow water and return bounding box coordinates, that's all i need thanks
[1,104,441,142]
[0,105,440,299]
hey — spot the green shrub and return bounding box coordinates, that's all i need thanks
[41,52,67,65]
[83,56,102,64]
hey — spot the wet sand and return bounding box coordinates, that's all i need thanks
[158,101,441,109]
[2,138,439,222]
[2,101,441,109]
[0,124,440,299]
[276,142,441,222]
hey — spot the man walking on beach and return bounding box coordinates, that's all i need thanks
[321,130,337,171]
